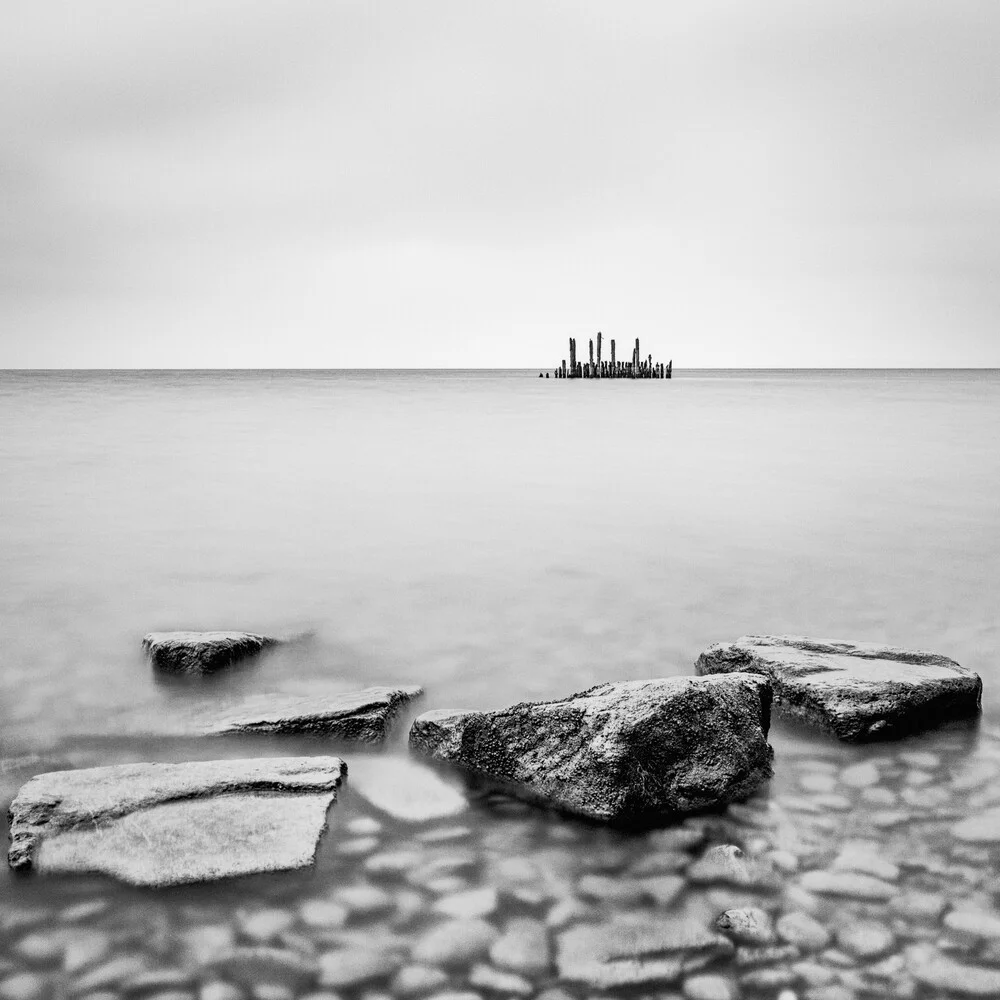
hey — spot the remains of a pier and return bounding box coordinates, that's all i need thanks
[553,334,672,379]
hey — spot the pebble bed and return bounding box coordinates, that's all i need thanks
[4,724,1000,1000]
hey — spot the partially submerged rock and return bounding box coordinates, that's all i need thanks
[8,757,345,886]
[142,631,280,675]
[556,917,734,987]
[409,674,773,822]
[696,635,981,741]
[113,685,423,744]
[347,756,467,822]
[204,686,423,742]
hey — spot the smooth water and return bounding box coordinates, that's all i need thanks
[2,369,1000,999]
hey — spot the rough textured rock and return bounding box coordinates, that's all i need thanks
[556,917,734,987]
[111,685,423,744]
[696,635,981,741]
[142,631,279,675]
[409,675,773,822]
[204,686,423,742]
[7,757,345,886]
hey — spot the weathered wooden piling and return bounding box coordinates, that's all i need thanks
[555,333,670,380]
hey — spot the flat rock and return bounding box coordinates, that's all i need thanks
[556,917,734,988]
[8,757,345,886]
[696,635,981,741]
[952,809,1000,844]
[409,675,773,822]
[347,756,467,821]
[115,685,423,744]
[798,870,896,901]
[907,945,1000,997]
[142,631,280,675]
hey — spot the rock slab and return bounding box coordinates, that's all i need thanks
[556,917,734,987]
[7,757,345,886]
[696,635,981,741]
[409,674,773,822]
[142,631,278,675]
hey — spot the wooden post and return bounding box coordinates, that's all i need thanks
[610,339,616,377]
[596,332,602,378]
[569,338,576,376]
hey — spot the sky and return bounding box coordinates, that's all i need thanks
[2,0,999,368]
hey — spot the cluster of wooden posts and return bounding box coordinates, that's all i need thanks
[542,333,672,379]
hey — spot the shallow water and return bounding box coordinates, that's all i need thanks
[2,369,999,999]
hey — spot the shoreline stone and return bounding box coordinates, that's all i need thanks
[409,674,773,822]
[7,757,345,886]
[696,634,981,741]
[142,631,280,675]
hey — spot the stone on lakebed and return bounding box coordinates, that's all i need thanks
[696,635,981,741]
[409,674,773,822]
[7,757,345,886]
[142,631,283,675]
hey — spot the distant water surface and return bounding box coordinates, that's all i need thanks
[1,369,999,997]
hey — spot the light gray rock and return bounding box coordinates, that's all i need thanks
[775,912,830,951]
[798,870,896,901]
[715,908,775,945]
[142,630,280,674]
[488,918,551,975]
[410,675,773,822]
[348,757,466,822]
[953,809,1000,844]
[907,945,1000,997]
[682,974,737,1000]
[433,889,497,919]
[687,845,779,889]
[555,917,734,988]
[411,920,498,968]
[467,964,532,996]
[835,921,895,960]
[318,950,402,988]
[390,965,449,997]
[208,949,319,992]
[696,635,981,741]
[8,757,345,886]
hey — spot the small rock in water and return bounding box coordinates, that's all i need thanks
[346,817,383,836]
[411,921,498,968]
[348,757,467,822]
[835,921,895,960]
[14,933,64,964]
[953,809,1000,844]
[467,964,532,996]
[830,842,900,882]
[799,870,896,900]
[489,918,551,975]
[299,901,348,929]
[687,845,777,889]
[839,761,879,788]
[318,950,403,988]
[72,956,151,993]
[333,886,394,917]
[888,890,946,922]
[908,944,1000,997]
[433,889,497,919]
[555,917,734,988]
[682,974,737,1000]
[208,948,319,992]
[390,965,449,997]
[696,634,982,741]
[142,631,278,675]
[0,974,50,1000]
[775,912,831,952]
[944,908,1000,940]
[201,982,246,1000]
[715,908,775,945]
[239,910,296,942]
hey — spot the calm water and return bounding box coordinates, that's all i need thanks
[2,369,1000,997]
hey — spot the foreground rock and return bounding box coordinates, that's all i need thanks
[142,631,280,675]
[556,917,734,987]
[409,675,773,822]
[696,635,981,741]
[8,757,345,886]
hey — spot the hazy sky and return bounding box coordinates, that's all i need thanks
[2,1,999,367]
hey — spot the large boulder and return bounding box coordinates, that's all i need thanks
[8,756,345,886]
[696,635,981,741]
[408,674,773,822]
[143,631,279,675]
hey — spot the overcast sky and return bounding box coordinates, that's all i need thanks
[2,1,999,367]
